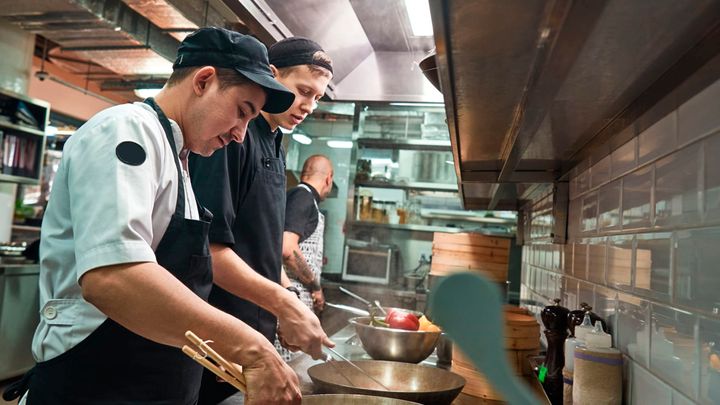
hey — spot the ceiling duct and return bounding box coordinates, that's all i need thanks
[0,0,243,97]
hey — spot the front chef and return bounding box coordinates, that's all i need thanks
[8,27,303,405]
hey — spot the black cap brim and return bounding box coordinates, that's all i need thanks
[236,68,295,114]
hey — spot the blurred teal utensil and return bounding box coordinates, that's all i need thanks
[428,273,540,405]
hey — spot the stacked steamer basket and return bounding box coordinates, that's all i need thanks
[430,232,510,282]
[450,306,540,401]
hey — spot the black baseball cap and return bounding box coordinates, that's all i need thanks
[174,27,295,114]
[269,37,333,74]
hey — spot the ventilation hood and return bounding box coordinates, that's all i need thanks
[429,0,720,210]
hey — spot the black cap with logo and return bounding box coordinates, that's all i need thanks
[174,27,295,114]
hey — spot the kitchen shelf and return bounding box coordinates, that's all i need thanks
[0,121,45,137]
[0,88,49,184]
[356,138,451,151]
[355,180,458,192]
[0,174,39,185]
[421,210,517,225]
[12,224,41,232]
[348,221,466,233]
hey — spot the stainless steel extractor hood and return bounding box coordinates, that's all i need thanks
[429,0,720,210]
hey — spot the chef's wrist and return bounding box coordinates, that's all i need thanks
[286,286,301,299]
[307,279,321,292]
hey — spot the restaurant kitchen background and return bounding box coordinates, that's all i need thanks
[0,1,719,404]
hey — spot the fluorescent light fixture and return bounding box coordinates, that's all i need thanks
[404,0,434,37]
[134,88,162,99]
[279,126,293,134]
[326,140,353,149]
[45,125,57,136]
[445,160,454,165]
[389,102,443,107]
[292,133,312,145]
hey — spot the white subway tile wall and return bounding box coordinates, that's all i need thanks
[678,79,720,147]
[675,228,720,312]
[607,234,633,291]
[622,165,653,229]
[674,390,696,405]
[612,137,637,179]
[704,135,720,221]
[521,75,720,403]
[598,180,622,230]
[654,144,701,228]
[698,317,720,405]
[587,237,607,285]
[635,232,672,302]
[632,362,673,404]
[638,111,677,166]
[592,154,612,189]
[649,304,698,399]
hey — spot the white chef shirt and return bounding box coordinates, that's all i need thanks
[32,102,200,362]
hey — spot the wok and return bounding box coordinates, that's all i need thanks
[349,317,440,363]
[308,360,465,405]
[302,394,419,404]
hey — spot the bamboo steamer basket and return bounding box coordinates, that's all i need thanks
[450,308,540,400]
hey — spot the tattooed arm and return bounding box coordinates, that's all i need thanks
[281,231,320,291]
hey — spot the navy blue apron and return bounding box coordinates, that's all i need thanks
[23,98,214,404]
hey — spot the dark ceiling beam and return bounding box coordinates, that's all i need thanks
[497,0,606,182]
[488,183,519,210]
[101,79,168,91]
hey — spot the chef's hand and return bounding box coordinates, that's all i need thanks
[276,323,301,352]
[312,290,325,313]
[277,291,335,360]
[243,347,301,405]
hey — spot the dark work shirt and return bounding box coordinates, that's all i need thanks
[188,114,286,341]
[285,182,320,243]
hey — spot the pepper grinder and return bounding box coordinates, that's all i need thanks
[541,298,570,405]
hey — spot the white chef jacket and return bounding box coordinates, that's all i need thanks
[32,102,200,362]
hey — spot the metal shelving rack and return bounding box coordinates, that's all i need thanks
[0,88,49,185]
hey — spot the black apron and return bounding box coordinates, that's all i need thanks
[25,98,214,405]
[198,120,286,404]
[207,121,286,342]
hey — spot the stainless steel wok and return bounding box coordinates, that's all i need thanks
[307,360,465,405]
[302,394,420,404]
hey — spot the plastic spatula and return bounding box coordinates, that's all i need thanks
[428,273,540,405]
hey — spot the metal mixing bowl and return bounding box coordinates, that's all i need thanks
[302,394,419,404]
[349,317,441,363]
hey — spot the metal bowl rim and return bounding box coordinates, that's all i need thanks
[307,360,466,394]
[349,317,443,335]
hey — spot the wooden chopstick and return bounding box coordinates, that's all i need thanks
[182,330,247,393]
[185,331,246,384]
[182,345,247,393]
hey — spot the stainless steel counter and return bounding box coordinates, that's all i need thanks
[0,264,40,380]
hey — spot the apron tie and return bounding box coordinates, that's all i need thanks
[2,367,34,401]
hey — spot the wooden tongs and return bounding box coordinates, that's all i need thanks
[182,330,247,393]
